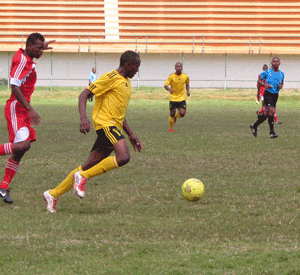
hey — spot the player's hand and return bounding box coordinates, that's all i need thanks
[28,109,41,126]
[79,117,93,135]
[129,135,143,152]
[278,83,283,90]
[44,40,56,50]
[169,89,175,94]
[265,84,273,89]
[187,91,190,97]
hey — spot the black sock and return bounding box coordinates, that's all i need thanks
[268,115,274,133]
[253,115,268,128]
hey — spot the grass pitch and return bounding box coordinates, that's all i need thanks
[0,87,300,274]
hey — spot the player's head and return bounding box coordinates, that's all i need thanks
[175,62,183,74]
[271,57,281,69]
[262,64,268,71]
[120,51,141,78]
[25,33,45,59]
[92,67,96,73]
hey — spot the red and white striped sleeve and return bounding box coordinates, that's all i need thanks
[10,52,33,87]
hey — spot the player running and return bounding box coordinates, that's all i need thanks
[164,62,190,132]
[256,64,281,125]
[43,50,143,213]
[250,57,284,138]
[0,33,55,204]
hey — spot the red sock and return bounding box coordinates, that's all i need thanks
[274,111,278,123]
[0,143,13,156]
[0,159,19,190]
[258,106,265,115]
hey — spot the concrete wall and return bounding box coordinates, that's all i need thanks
[1,51,299,89]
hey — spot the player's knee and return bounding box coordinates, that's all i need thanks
[21,141,31,152]
[269,108,275,116]
[116,153,131,167]
[179,110,186,117]
[13,140,31,152]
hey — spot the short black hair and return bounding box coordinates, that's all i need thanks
[120,51,140,67]
[272,56,280,62]
[26,33,45,47]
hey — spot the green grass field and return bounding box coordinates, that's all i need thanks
[0,87,300,274]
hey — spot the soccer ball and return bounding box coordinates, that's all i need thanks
[181,178,204,201]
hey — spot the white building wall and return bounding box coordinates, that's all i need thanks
[1,51,300,89]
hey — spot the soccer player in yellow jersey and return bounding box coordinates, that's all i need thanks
[43,51,142,213]
[164,62,190,132]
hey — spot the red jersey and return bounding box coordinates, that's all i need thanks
[257,74,266,94]
[9,48,37,103]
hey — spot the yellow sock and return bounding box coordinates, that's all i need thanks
[175,113,182,118]
[80,156,118,180]
[50,166,82,198]
[169,116,174,130]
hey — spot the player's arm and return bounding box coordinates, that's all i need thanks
[186,84,190,97]
[164,76,175,93]
[278,78,284,90]
[78,88,93,134]
[256,76,261,98]
[11,84,41,126]
[258,78,272,89]
[257,76,265,87]
[164,84,174,94]
[123,118,143,152]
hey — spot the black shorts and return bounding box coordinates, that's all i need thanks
[169,100,186,111]
[264,90,278,108]
[91,126,125,153]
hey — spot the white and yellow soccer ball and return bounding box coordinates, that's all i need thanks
[181,178,205,201]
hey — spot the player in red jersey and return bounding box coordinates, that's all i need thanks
[0,33,55,204]
[256,64,281,124]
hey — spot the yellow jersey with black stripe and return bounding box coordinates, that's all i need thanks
[165,73,189,102]
[87,70,131,130]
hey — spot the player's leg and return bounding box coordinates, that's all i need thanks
[0,143,13,156]
[78,139,128,181]
[250,92,274,137]
[274,109,281,124]
[267,93,278,138]
[257,93,264,116]
[44,134,113,212]
[251,107,269,136]
[177,109,186,118]
[79,127,127,179]
[43,165,82,213]
[258,104,265,116]
[0,103,14,156]
[268,107,278,138]
[0,126,33,204]
[169,102,176,132]
[178,101,187,118]
[43,148,111,213]
[74,127,124,198]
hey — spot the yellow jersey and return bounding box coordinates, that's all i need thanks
[87,70,131,130]
[165,73,190,102]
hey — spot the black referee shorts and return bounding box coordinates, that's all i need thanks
[264,90,278,108]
